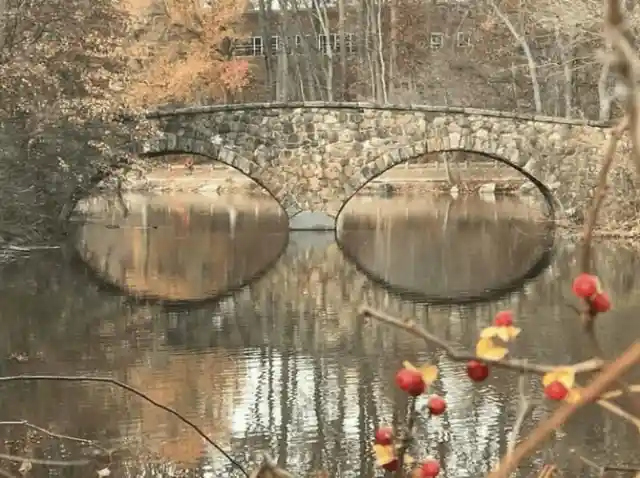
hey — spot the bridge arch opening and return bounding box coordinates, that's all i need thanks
[337,148,556,224]
[73,150,291,305]
[137,148,290,217]
[335,148,557,304]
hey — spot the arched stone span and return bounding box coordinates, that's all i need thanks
[130,102,613,230]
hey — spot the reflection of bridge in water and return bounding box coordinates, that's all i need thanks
[338,195,554,300]
[76,193,553,305]
[74,194,288,302]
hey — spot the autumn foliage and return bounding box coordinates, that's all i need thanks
[0,0,149,241]
[125,0,252,106]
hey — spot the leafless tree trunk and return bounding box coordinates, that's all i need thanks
[554,26,573,118]
[388,0,398,98]
[283,0,324,100]
[312,0,334,101]
[375,0,388,103]
[489,0,542,113]
[257,0,276,100]
[275,1,293,101]
[0,0,6,49]
[362,0,377,100]
[338,0,347,99]
[598,55,613,121]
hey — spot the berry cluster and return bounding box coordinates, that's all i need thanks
[373,312,515,476]
[572,273,611,313]
[374,287,607,475]
[374,425,441,476]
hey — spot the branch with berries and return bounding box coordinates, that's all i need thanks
[360,289,631,478]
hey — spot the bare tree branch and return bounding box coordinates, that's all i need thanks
[486,341,640,478]
[0,375,248,477]
[0,420,108,453]
[359,306,604,374]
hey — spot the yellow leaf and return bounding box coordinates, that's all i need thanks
[402,360,417,371]
[402,361,438,385]
[373,445,395,466]
[594,275,602,294]
[404,454,415,464]
[480,326,503,340]
[476,337,508,360]
[418,365,438,385]
[542,368,576,389]
[505,326,521,339]
[565,388,582,404]
[480,326,521,342]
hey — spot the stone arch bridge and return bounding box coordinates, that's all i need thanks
[131,102,613,229]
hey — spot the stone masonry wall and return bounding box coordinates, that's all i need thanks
[137,102,634,227]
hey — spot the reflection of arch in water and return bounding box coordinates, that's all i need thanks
[336,204,557,306]
[73,203,289,309]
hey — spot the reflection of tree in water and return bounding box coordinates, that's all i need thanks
[122,351,246,467]
[0,236,638,476]
[76,204,287,301]
[338,195,551,296]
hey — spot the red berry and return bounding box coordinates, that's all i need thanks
[427,395,447,415]
[572,273,598,299]
[466,360,490,382]
[374,427,393,445]
[494,310,513,327]
[382,458,399,471]
[420,459,441,478]
[544,380,568,401]
[395,368,426,396]
[590,292,611,313]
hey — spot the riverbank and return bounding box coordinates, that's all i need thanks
[123,164,526,196]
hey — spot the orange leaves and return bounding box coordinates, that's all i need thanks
[127,0,251,105]
[220,60,251,91]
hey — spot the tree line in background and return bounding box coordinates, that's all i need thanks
[0,0,635,241]
[127,0,637,120]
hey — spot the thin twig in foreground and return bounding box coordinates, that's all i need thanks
[359,306,604,374]
[576,115,628,396]
[395,396,417,477]
[596,398,640,431]
[0,420,108,453]
[507,373,533,457]
[0,454,89,467]
[0,375,248,478]
[579,116,628,278]
[486,341,640,478]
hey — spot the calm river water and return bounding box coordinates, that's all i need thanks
[0,192,638,478]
